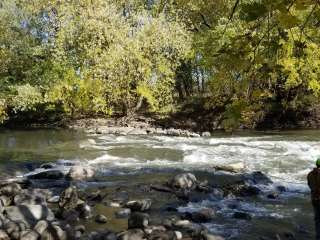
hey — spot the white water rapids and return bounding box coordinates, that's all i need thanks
[81,134,320,193]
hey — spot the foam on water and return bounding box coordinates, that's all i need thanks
[84,134,320,190]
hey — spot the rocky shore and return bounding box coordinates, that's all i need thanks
[0,160,307,240]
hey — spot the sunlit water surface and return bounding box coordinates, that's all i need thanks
[0,129,319,239]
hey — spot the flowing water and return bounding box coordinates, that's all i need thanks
[0,129,319,239]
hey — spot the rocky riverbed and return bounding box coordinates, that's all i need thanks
[0,161,311,240]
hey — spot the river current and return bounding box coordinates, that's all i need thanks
[0,129,319,239]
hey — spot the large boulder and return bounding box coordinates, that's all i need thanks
[66,166,95,181]
[4,205,55,227]
[169,173,198,190]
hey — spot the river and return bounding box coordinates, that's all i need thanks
[0,129,319,239]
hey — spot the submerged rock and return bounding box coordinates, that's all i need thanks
[233,211,252,220]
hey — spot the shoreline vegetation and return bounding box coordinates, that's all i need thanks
[1,1,320,132]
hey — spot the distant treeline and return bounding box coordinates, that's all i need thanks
[0,0,320,129]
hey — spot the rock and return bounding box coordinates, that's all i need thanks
[201,132,211,137]
[95,214,108,224]
[89,230,117,240]
[188,132,201,138]
[14,191,47,205]
[27,170,65,180]
[144,225,167,234]
[66,166,95,181]
[41,225,67,240]
[246,171,273,185]
[128,129,148,135]
[175,231,183,240]
[47,196,60,203]
[169,173,197,190]
[201,233,225,240]
[0,230,10,240]
[276,186,287,192]
[214,162,245,173]
[173,220,192,227]
[3,221,19,235]
[4,205,55,227]
[147,230,177,240]
[60,209,80,222]
[267,192,279,199]
[40,163,56,169]
[0,183,22,196]
[20,230,40,240]
[239,185,261,197]
[34,220,48,235]
[128,212,149,229]
[115,208,131,218]
[125,199,152,212]
[166,128,181,137]
[187,208,215,223]
[76,203,92,219]
[233,211,252,220]
[74,225,86,234]
[59,186,79,210]
[118,229,145,240]
[0,196,11,207]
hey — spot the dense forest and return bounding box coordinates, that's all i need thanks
[0,0,320,130]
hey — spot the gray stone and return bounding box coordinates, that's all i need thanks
[41,225,67,240]
[169,173,197,190]
[128,212,149,229]
[27,170,65,180]
[20,230,39,240]
[125,199,152,212]
[0,230,10,240]
[14,191,47,205]
[188,208,215,223]
[66,166,95,180]
[0,196,11,207]
[47,196,60,203]
[0,183,22,196]
[4,205,55,227]
[201,132,211,137]
[59,186,78,210]
[118,229,145,240]
[201,233,225,240]
[77,203,92,219]
[34,220,48,235]
[95,214,108,224]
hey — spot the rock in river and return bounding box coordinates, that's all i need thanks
[125,199,152,212]
[66,166,95,181]
[128,212,149,229]
[169,173,198,190]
